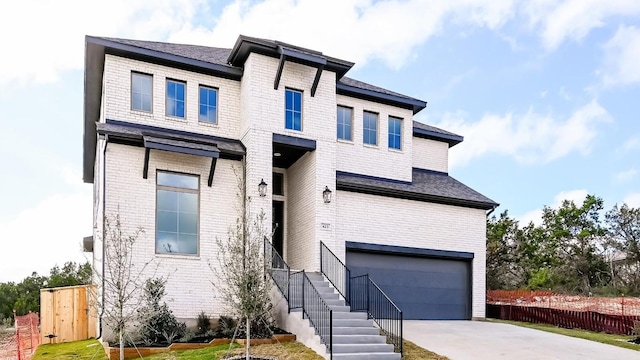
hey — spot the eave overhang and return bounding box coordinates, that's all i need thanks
[228,35,354,79]
[336,82,427,115]
[412,126,464,147]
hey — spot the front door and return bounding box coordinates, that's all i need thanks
[272,201,284,257]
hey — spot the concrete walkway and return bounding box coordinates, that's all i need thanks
[404,320,640,360]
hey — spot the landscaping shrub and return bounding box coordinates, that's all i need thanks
[217,315,237,338]
[196,311,211,335]
[137,278,186,345]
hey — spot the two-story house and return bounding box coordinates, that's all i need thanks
[83,35,497,349]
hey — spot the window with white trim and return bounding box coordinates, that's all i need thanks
[131,72,152,112]
[337,106,353,141]
[363,111,378,146]
[166,79,185,118]
[388,116,402,150]
[156,172,199,255]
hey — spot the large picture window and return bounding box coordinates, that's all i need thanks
[156,172,199,255]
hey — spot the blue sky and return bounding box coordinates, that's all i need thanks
[1,0,639,282]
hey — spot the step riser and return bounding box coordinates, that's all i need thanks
[332,344,394,353]
[332,354,401,360]
[332,335,386,344]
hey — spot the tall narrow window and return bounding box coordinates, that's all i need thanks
[337,106,353,141]
[156,172,199,255]
[131,72,152,112]
[285,89,302,131]
[199,86,218,124]
[388,116,403,150]
[166,80,185,118]
[363,111,378,146]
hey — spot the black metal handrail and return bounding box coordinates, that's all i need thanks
[350,274,403,354]
[264,240,334,358]
[320,242,403,356]
[320,242,351,304]
[288,271,333,358]
[263,238,290,301]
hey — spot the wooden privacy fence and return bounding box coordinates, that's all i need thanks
[487,290,640,335]
[40,285,97,344]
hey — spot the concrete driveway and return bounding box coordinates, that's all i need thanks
[404,320,640,360]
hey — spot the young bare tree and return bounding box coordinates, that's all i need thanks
[213,170,274,360]
[96,213,154,360]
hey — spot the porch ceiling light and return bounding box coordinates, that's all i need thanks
[323,186,332,204]
[258,178,268,197]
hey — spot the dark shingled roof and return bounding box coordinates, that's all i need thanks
[413,121,461,138]
[337,168,498,210]
[98,37,234,68]
[339,77,422,103]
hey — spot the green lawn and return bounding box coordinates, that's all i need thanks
[31,338,446,359]
[491,319,640,352]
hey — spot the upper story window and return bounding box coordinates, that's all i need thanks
[131,72,152,112]
[166,79,185,118]
[388,116,403,150]
[199,86,218,124]
[285,89,302,131]
[156,171,199,255]
[363,111,378,146]
[337,106,353,141]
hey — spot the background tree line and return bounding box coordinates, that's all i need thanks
[0,261,92,325]
[487,195,640,295]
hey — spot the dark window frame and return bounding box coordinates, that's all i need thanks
[285,88,303,131]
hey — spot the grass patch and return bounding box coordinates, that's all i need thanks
[33,339,108,360]
[31,338,447,360]
[403,339,448,360]
[491,319,640,352]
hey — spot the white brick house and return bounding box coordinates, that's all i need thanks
[83,35,497,337]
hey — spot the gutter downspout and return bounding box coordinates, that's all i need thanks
[98,137,107,340]
[486,204,498,217]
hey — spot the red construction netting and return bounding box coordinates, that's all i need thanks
[14,312,40,360]
[487,290,640,316]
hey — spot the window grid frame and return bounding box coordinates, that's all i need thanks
[388,116,403,150]
[337,105,353,141]
[285,88,303,131]
[363,111,379,146]
[198,85,218,124]
[166,78,186,119]
[155,171,200,256]
[131,72,153,113]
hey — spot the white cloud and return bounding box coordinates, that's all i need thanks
[169,0,516,70]
[601,25,640,86]
[620,135,640,153]
[524,0,640,50]
[433,100,610,168]
[0,190,92,283]
[613,168,637,183]
[624,193,640,208]
[0,0,204,85]
[516,189,589,225]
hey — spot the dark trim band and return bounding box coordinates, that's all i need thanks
[345,241,474,260]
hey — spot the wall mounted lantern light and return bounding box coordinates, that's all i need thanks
[322,186,332,204]
[258,178,268,197]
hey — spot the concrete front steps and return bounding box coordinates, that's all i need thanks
[285,272,400,360]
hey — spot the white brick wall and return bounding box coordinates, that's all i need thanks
[95,46,490,323]
[413,138,449,173]
[335,95,414,182]
[103,55,241,139]
[336,191,487,318]
[103,143,241,319]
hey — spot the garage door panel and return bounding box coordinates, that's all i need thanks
[346,250,471,320]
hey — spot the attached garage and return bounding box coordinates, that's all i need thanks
[346,242,473,320]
